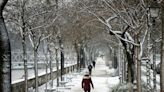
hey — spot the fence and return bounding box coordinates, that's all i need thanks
[11,64,77,92]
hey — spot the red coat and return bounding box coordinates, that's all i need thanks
[82,75,94,91]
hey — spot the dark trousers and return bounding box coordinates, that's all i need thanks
[84,89,90,92]
[93,64,95,68]
[88,69,92,75]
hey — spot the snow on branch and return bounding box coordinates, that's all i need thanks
[88,11,108,27]
[6,18,24,28]
[35,31,43,50]
[28,30,34,48]
[140,0,146,8]
[125,32,134,42]
[19,27,23,38]
[25,11,53,21]
[106,14,117,28]
[28,24,47,31]
[88,10,138,46]
[112,30,139,46]
[41,34,52,41]
[139,28,148,59]
[103,0,136,29]
[28,15,58,31]
[106,14,117,23]
[81,1,139,46]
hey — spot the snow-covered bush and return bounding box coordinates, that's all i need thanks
[111,83,133,92]
[111,79,148,92]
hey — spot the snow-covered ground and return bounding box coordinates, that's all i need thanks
[15,57,161,92]
[141,66,160,91]
[12,63,76,82]
[32,57,120,92]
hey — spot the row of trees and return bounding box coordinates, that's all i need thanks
[1,0,164,92]
[0,0,105,92]
[72,0,162,92]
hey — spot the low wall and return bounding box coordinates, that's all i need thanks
[11,64,77,92]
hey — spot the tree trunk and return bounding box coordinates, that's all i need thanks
[60,50,64,81]
[20,0,28,91]
[21,11,28,92]
[43,40,48,92]
[118,43,123,83]
[74,43,80,71]
[59,38,64,81]
[0,0,11,92]
[137,47,141,92]
[49,49,53,87]
[55,49,59,86]
[77,52,80,71]
[80,46,83,69]
[44,54,48,92]
[22,32,28,92]
[160,2,164,92]
[82,47,86,68]
[136,34,141,92]
[120,32,135,84]
[55,0,59,86]
[34,50,38,92]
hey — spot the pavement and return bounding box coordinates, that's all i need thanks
[70,64,110,92]
[38,60,119,92]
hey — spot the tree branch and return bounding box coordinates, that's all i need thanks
[0,0,8,14]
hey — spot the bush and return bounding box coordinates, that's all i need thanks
[111,80,149,92]
[111,83,133,92]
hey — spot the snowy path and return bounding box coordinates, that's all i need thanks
[38,64,113,92]
[71,64,110,92]
[37,58,119,92]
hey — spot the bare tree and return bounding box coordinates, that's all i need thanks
[0,0,11,92]
[77,0,149,92]
[160,1,164,92]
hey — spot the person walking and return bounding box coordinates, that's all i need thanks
[82,72,94,92]
[87,64,93,75]
[92,61,96,68]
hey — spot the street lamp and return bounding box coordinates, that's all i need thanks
[149,0,160,92]
[77,43,81,71]
[55,45,59,86]
[58,34,65,81]
[149,0,160,18]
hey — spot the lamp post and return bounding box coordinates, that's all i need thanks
[161,1,164,92]
[118,42,123,83]
[149,0,160,18]
[149,0,160,91]
[77,43,81,71]
[58,35,64,81]
[55,46,59,86]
